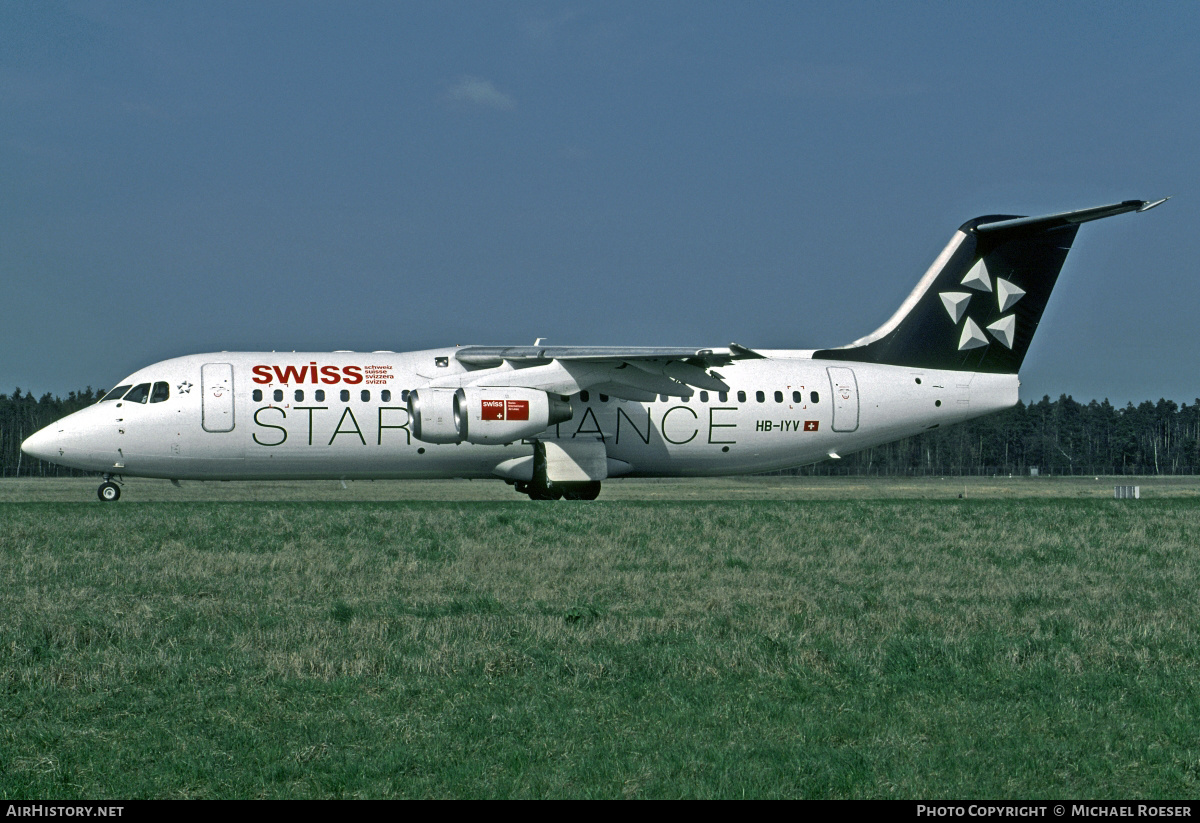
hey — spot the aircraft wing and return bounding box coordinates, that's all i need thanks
[423,344,766,400]
[455,345,747,367]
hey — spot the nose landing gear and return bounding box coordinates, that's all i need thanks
[98,475,122,502]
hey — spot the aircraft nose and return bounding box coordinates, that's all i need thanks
[21,425,66,462]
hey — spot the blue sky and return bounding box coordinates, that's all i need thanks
[2,1,1196,405]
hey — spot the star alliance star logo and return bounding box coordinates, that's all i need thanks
[177,381,193,394]
[938,258,1024,351]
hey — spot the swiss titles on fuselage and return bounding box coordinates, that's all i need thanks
[251,362,395,386]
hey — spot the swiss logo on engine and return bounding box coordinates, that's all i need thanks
[481,399,506,420]
[481,399,530,421]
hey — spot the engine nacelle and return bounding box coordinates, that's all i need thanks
[408,387,573,445]
[407,388,462,444]
[455,387,573,445]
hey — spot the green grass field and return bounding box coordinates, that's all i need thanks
[2,477,1199,798]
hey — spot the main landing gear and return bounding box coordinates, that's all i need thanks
[508,439,606,501]
[98,475,122,502]
[514,480,602,501]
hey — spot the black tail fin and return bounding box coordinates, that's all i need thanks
[814,199,1164,374]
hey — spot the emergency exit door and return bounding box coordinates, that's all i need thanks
[202,363,235,432]
[827,367,859,432]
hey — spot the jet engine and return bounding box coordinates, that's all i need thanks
[408,387,572,445]
[407,388,461,443]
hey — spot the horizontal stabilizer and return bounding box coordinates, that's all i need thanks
[972,199,1157,236]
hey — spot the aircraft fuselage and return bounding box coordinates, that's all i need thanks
[25,349,1017,482]
[22,199,1161,500]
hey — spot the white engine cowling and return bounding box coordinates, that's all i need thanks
[408,387,573,445]
[407,388,461,444]
[455,387,573,445]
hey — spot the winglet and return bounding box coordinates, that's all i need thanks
[1137,197,1170,212]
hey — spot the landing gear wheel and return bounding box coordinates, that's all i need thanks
[528,484,563,501]
[562,481,602,501]
[98,481,121,502]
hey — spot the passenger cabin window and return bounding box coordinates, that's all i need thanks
[755,390,765,403]
[774,390,783,403]
[737,391,746,403]
[381,390,391,402]
[124,383,151,404]
[253,389,263,402]
[340,390,350,402]
[273,389,283,402]
[659,395,668,402]
[719,392,728,402]
[295,389,304,402]
[792,390,802,403]
[102,385,132,402]
[811,391,820,404]
[599,394,608,403]
[580,390,590,403]
[401,390,410,403]
[150,382,170,403]
[316,390,326,402]
[361,390,370,402]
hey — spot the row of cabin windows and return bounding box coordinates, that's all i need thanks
[101,382,170,404]
[576,389,820,405]
[250,387,819,406]
[253,388,408,403]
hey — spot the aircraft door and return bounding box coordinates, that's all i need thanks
[202,363,235,432]
[827,367,859,432]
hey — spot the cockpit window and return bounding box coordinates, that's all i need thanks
[123,383,152,404]
[102,385,132,402]
[150,382,170,403]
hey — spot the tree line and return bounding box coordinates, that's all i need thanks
[3,388,1199,477]
[1,387,101,477]
[792,394,1200,476]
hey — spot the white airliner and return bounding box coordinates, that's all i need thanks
[23,199,1165,501]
